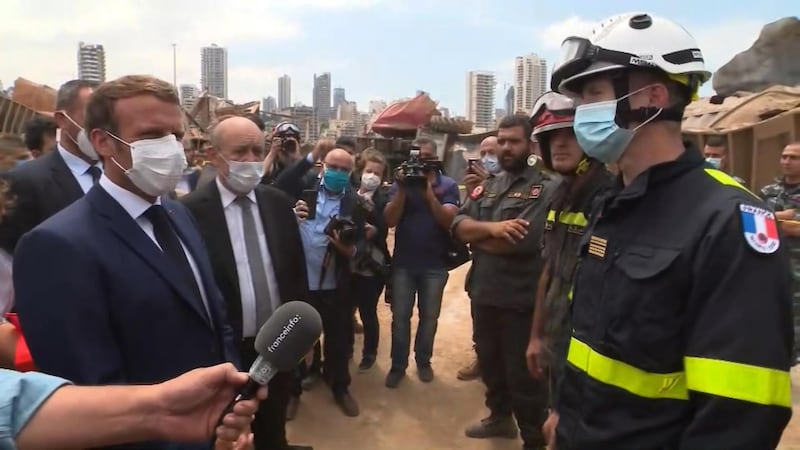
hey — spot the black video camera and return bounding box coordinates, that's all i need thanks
[324,215,359,246]
[399,145,442,189]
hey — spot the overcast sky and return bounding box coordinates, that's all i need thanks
[0,0,794,116]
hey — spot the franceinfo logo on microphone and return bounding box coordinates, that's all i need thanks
[269,314,301,353]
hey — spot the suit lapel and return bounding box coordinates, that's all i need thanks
[255,187,286,303]
[48,150,84,202]
[86,187,213,328]
[197,183,238,296]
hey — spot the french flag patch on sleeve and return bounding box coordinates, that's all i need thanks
[739,204,780,254]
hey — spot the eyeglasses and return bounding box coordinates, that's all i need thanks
[325,164,350,172]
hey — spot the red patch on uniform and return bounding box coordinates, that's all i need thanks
[470,185,484,200]
[529,184,542,199]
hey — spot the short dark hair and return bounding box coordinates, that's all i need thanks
[335,136,357,151]
[413,136,437,153]
[634,70,691,110]
[705,135,726,148]
[24,116,58,151]
[498,114,533,140]
[245,113,266,132]
[56,79,99,112]
[86,75,180,133]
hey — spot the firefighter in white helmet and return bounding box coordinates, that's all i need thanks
[549,12,792,449]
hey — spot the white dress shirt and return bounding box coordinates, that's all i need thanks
[216,178,281,338]
[98,175,211,318]
[57,143,102,194]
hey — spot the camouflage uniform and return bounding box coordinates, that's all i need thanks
[761,178,800,362]
[540,165,614,405]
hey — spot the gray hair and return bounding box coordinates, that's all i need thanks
[414,136,437,153]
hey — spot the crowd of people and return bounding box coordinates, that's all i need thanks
[0,10,797,450]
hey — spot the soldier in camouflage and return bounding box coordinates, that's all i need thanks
[760,142,800,364]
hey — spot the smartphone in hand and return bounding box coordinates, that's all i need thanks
[300,189,318,220]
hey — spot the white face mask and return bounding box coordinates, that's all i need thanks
[62,113,99,160]
[360,172,381,192]
[223,158,264,194]
[108,133,187,197]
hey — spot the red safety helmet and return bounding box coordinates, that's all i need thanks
[530,92,589,174]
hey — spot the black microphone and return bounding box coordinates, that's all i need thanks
[216,301,322,427]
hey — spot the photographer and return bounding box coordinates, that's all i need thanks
[293,148,365,417]
[261,121,304,185]
[350,149,391,371]
[383,137,460,388]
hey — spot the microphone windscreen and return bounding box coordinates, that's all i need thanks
[253,301,322,371]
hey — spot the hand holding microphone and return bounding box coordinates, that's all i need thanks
[216,301,323,427]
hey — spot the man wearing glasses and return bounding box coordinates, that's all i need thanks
[292,148,365,417]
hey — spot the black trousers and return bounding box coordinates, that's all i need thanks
[307,289,352,395]
[352,274,384,358]
[473,304,549,447]
[241,338,291,450]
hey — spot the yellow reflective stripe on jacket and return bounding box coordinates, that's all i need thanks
[567,285,573,302]
[703,168,759,199]
[546,210,588,227]
[684,356,792,408]
[567,337,688,400]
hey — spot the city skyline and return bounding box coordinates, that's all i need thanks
[0,0,795,117]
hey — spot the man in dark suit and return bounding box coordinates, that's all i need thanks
[181,117,312,450]
[0,79,102,253]
[13,75,238,450]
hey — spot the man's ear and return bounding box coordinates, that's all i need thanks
[90,129,115,159]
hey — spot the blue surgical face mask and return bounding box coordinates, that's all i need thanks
[573,86,661,164]
[323,168,350,193]
[481,155,501,174]
[705,157,722,169]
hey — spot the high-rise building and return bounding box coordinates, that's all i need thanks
[333,87,346,114]
[505,86,515,116]
[278,75,291,110]
[495,108,506,122]
[514,54,547,114]
[466,71,496,131]
[77,42,106,83]
[200,44,228,99]
[368,99,387,116]
[313,73,332,138]
[438,107,451,118]
[337,101,358,121]
[263,96,277,114]
[179,84,199,111]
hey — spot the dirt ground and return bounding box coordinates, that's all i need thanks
[287,259,800,450]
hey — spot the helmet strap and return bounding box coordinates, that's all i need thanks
[612,73,683,126]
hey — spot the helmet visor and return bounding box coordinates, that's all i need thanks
[550,36,653,92]
[275,122,301,137]
[530,91,576,125]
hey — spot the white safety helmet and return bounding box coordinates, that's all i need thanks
[551,12,712,99]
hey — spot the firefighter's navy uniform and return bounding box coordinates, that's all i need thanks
[556,147,793,449]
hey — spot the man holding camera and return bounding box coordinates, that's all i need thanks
[293,148,364,417]
[383,137,460,388]
[262,121,304,186]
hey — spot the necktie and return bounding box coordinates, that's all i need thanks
[86,166,102,185]
[235,196,273,328]
[143,205,207,319]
